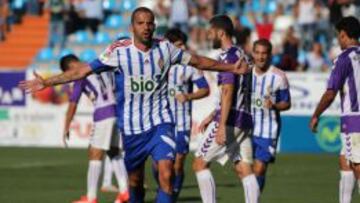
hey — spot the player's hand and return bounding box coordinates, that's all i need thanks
[199,114,213,133]
[233,57,250,75]
[215,124,226,145]
[63,131,70,148]
[309,116,319,133]
[263,97,274,109]
[175,94,188,103]
[18,71,46,93]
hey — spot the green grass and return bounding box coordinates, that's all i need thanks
[0,147,359,203]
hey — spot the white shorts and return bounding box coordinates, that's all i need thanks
[195,121,253,165]
[89,118,122,151]
[340,132,360,164]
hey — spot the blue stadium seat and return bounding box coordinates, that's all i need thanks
[80,49,97,62]
[240,15,254,29]
[105,15,123,29]
[93,32,111,45]
[102,0,116,10]
[115,32,130,41]
[265,0,277,14]
[36,48,54,62]
[75,30,90,44]
[58,48,74,59]
[119,0,136,12]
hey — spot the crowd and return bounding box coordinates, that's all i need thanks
[1,0,359,72]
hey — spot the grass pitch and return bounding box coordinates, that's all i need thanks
[0,147,359,203]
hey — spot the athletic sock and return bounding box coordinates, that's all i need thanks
[111,155,129,193]
[101,156,113,187]
[195,169,216,203]
[87,160,102,200]
[339,170,355,203]
[242,174,260,203]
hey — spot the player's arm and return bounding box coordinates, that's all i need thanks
[63,80,84,146]
[176,76,210,103]
[310,56,349,132]
[199,110,216,133]
[19,62,92,93]
[188,54,249,75]
[216,83,234,145]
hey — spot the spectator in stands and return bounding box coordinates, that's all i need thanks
[11,0,27,24]
[214,0,244,17]
[302,42,329,72]
[251,12,274,40]
[231,15,252,54]
[0,0,9,41]
[188,2,209,50]
[154,0,170,36]
[169,0,191,33]
[279,26,299,71]
[47,0,67,49]
[294,0,319,50]
[80,0,104,36]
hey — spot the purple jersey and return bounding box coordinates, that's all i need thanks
[70,72,116,122]
[214,46,253,129]
[327,46,360,133]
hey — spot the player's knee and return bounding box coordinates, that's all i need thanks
[192,157,207,172]
[88,147,104,160]
[174,161,184,174]
[235,161,253,179]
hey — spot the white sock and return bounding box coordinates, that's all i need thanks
[111,155,129,193]
[102,156,113,187]
[242,174,260,203]
[196,169,216,203]
[339,170,355,203]
[87,160,102,200]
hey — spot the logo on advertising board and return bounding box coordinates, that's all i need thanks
[0,72,26,106]
[316,117,342,152]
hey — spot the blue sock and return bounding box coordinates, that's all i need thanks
[172,173,184,201]
[256,175,266,192]
[156,189,172,203]
[130,186,145,203]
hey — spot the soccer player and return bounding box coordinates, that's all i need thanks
[19,7,248,203]
[309,16,360,203]
[193,15,259,203]
[165,28,210,200]
[60,55,128,203]
[250,39,291,192]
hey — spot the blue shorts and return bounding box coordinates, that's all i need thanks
[175,130,190,154]
[252,137,278,163]
[123,123,176,172]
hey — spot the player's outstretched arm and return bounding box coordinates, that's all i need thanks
[176,88,209,103]
[188,54,249,75]
[309,90,337,132]
[19,62,92,93]
[63,102,78,147]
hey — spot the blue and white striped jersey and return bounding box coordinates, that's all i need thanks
[168,64,209,132]
[89,38,192,135]
[251,66,291,139]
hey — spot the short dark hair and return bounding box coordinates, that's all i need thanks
[253,39,272,54]
[59,54,79,72]
[131,7,154,24]
[209,15,234,37]
[164,28,188,44]
[335,16,360,40]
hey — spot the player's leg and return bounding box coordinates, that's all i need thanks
[192,156,215,203]
[173,130,190,200]
[100,155,118,192]
[128,163,146,203]
[193,121,221,203]
[252,137,276,192]
[231,129,259,203]
[150,124,177,203]
[339,154,355,203]
[348,133,360,196]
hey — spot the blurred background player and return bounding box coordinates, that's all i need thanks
[250,39,291,192]
[60,54,129,203]
[193,15,259,203]
[165,28,210,200]
[310,16,360,203]
[19,7,248,203]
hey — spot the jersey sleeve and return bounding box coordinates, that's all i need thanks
[69,79,85,103]
[275,75,291,103]
[191,69,209,89]
[166,41,192,65]
[327,56,351,92]
[89,44,119,73]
